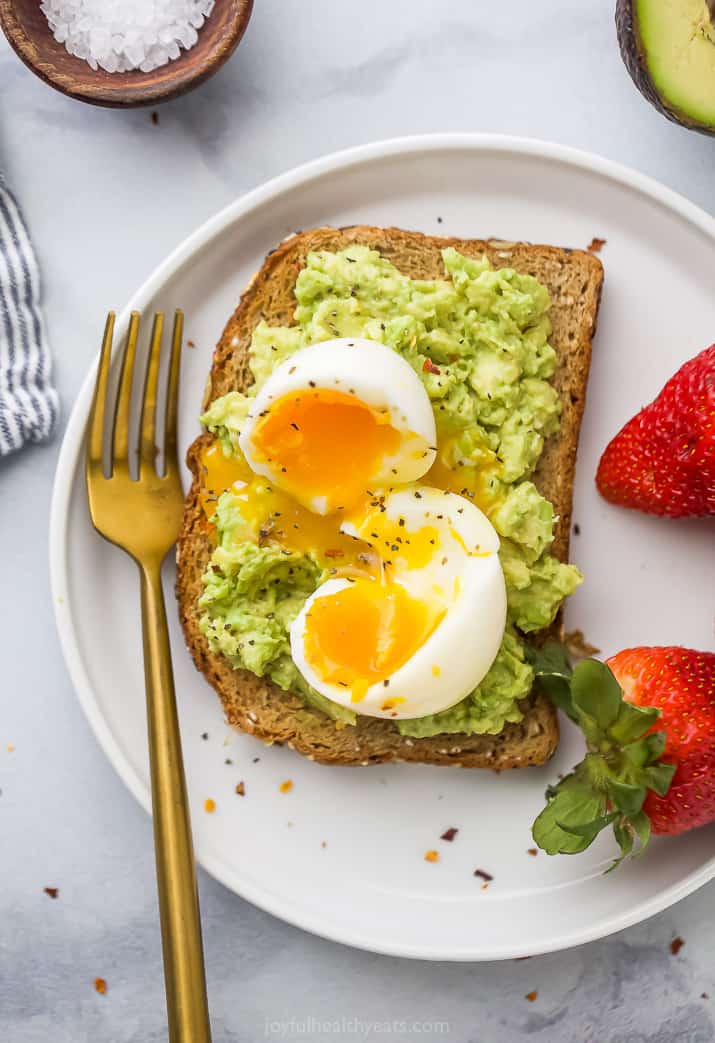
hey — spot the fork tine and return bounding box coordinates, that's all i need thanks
[111,311,141,472]
[87,312,115,472]
[163,309,183,473]
[139,313,164,475]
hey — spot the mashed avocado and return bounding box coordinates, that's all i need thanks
[200,246,582,737]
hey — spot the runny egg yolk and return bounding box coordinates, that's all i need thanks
[424,435,503,515]
[199,441,381,576]
[349,502,440,570]
[199,443,484,574]
[302,578,445,703]
[199,441,253,516]
[247,388,404,511]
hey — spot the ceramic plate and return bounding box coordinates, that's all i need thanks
[50,135,715,960]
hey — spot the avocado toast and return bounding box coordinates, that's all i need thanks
[177,226,603,768]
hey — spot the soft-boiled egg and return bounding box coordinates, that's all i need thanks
[238,338,437,514]
[290,486,507,719]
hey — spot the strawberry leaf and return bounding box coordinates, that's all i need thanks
[645,761,677,797]
[526,641,572,678]
[612,820,634,861]
[606,779,646,817]
[537,675,577,720]
[641,731,667,761]
[555,811,618,836]
[571,659,622,729]
[532,780,604,854]
[525,642,576,720]
[609,703,661,746]
[631,810,651,853]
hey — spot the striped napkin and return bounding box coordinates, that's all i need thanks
[0,178,58,457]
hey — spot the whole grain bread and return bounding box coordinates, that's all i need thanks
[176,226,603,768]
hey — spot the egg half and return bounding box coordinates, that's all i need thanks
[290,486,507,719]
[238,338,437,514]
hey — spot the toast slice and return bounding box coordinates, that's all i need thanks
[177,226,603,768]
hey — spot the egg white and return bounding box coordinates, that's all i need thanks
[238,338,437,514]
[289,486,507,719]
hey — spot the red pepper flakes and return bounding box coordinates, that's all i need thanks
[424,849,440,863]
[43,887,59,899]
[324,548,344,559]
[422,358,441,375]
[279,779,293,794]
[204,798,216,814]
[94,978,107,995]
[474,868,493,882]
[587,237,606,253]
[525,990,538,1003]
[235,782,245,796]
[440,827,458,842]
[186,339,196,348]
[527,848,538,857]
[670,936,685,956]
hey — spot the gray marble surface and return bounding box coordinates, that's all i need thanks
[1,3,714,1041]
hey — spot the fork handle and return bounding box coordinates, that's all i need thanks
[139,559,212,1043]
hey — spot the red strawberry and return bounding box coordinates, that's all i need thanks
[608,647,715,836]
[530,644,715,863]
[596,344,715,517]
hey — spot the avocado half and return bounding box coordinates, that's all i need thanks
[616,0,715,135]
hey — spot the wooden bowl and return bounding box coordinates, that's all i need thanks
[0,0,253,108]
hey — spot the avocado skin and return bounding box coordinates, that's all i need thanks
[616,0,715,137]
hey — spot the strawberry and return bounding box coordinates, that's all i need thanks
[596,344,715,517]
[608,647,715,836]
[529,644,715,863]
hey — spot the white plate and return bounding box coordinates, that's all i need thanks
[50,135,715,961]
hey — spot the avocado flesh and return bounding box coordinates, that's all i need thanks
[636,0,715,128]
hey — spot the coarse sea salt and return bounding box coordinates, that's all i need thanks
[41,0,215,74]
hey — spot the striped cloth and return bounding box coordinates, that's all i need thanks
[0,178,58,456]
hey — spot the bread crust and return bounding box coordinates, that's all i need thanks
[176,226,603,768]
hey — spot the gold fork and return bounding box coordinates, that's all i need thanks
[86,310,211,1043]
